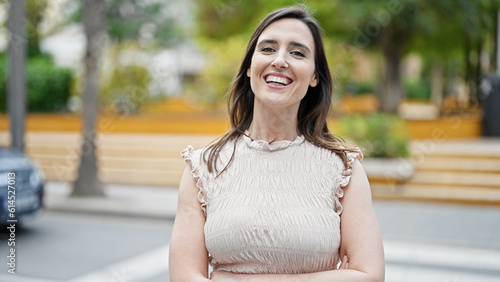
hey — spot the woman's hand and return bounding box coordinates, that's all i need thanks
[339,255,349,269]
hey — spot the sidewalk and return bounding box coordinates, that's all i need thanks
[43,181,500,281]
[44,181,179,220]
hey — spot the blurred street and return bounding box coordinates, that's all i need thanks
[1,181,499,282]
[375,201,500,282]
[0,210,172,282]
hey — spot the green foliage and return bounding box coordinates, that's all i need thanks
[404,80,431,101]
[0,0,48,57]
[195,0,296,40]
[194,0,346,41]
[184,36,247,106]
[338,113,410,158]
[26,0,48,57]
[345,82,377,95]
[26,56,73,111]
[0,54,73,112]
[409,0,500,60]
[324,39,359,96]
[356,83,377,94]
[100,63,152,113]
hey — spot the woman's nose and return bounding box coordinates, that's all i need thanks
[271,52,288,69]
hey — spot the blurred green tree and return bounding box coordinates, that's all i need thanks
[25,0,48,57]
[102,64,151,114]
[1,0,49,57]
[185,35,248,107]
[195,0,290,40]
[323,0,500,112]
[407,0,500,107]
[0,0,73,113]
[67,0,183,109]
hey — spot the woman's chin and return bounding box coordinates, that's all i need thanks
[255,95,300,111]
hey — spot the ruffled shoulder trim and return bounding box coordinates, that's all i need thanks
[181,145,207,216]
[334,147,363,215]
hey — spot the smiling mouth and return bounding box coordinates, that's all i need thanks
[265,75,292,86]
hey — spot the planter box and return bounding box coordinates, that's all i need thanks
[339,94,379,115]
[363,157,415,185]
[398,101,439,120]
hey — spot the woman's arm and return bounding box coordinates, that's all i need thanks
[169,166,211,282]
[338,159,385,280]
[210,160,385,282]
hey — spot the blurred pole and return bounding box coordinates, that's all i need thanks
[7,0,27,152]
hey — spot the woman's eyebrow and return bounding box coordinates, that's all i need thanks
[290,41,311,54]
[257,39,311,54]
[256,39,277,47]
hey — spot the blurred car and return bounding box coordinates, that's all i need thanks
[0,147,45,226]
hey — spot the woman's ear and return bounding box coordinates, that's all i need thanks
[309,72,319,87]
[247,67,251,77]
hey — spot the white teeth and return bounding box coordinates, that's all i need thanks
[265,75,290,85]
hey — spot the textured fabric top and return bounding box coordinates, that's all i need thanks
[181,134,362,274]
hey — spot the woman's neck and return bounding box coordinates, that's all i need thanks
[248,103,299,143]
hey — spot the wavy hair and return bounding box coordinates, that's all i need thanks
[205,4,356,175]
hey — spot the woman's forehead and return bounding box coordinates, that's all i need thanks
[257,18,315,50]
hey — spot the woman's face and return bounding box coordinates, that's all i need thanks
[247,18,318,112]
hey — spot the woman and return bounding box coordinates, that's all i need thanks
[170,5,385,281]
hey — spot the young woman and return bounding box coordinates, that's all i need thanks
[170,5,385,281]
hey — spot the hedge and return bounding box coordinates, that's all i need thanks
[0,54,73,112]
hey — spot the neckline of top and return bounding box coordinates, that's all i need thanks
[241,131,305,151]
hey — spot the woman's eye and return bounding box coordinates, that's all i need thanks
[260,47,274,53]
[291,51,305,57]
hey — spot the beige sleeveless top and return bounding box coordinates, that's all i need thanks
[181,134,362,274]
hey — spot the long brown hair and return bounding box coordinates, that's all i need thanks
[205,5,356,174]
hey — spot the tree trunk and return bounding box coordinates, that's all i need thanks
[464,35,473,103]
[464,34,481,109]
[73,0,106,196]
[380,28,405,113]
[494,9,499,73]
[7,0,27,153]
[431,60,444,109]
[473,40,483,107]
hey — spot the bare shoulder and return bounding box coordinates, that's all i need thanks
[340,159,375,223]
[177,165,204,213]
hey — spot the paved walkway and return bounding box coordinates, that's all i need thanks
[44,181,500,281]
[45,181,178,220]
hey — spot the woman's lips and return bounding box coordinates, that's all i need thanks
[264,73,293,89]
